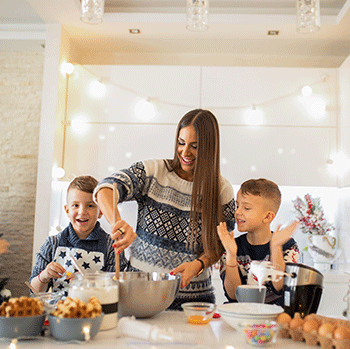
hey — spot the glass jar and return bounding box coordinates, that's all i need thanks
[68,272,119,330]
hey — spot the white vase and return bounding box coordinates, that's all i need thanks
[307,234,339,271]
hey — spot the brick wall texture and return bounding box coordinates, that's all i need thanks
[0,51,44,297]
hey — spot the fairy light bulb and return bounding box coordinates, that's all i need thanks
[301,85,312,97]
[71,115,90,136]
[134,98,157,121]
[83,326,90,341]
[9,339,18,349]
[60,62,75,75]
[304,96,326,119]
[52,166,65,179]
[88,79,107,99]
[327,151,350,177]
[243,104,264,125]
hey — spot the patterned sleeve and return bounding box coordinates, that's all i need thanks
[29,235,58,291]
[223,198,235,232]
[220,177,235,232]
[95,161,147,203]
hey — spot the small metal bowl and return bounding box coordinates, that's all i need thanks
[118,272,181,318]
[181,302,216,324]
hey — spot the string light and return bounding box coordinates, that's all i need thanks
[304,96,326,119]
[301,85,312,97]
[88,79,107,99]
[134,98,157,121]
[83,326,91,341]
[60,62,75,75]
[9,339,18,349]
[327,151,350,177]
[52,166,65,179]
[243,104,264,126]
[71,115,90,136]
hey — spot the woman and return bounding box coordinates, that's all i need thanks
[95,109,235,309]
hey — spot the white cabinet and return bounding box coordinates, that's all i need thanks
[316,272,349,318]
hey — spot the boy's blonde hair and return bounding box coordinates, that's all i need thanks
[67,176,98,196]
[240,178,281,214]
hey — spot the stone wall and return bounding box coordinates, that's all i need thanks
[0,51,44,297]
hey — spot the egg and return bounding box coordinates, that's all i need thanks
[303,314,321,324]
[318,322,335,337]
[303,319,320,333]
[333,325,350,340]
[289,313,304,329]
[276,312,292,325]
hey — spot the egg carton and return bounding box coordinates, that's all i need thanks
[279,314,350,349]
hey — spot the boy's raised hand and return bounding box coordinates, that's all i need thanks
[270,221,299,248]
[217,222,237,257]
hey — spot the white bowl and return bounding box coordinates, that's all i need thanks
[217,302,284,315]
[217,303,284,330]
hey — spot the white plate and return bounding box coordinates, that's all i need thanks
[217,302,284,316]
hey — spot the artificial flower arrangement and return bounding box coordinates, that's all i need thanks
[292,193,334,235]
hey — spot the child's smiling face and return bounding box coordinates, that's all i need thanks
[64,188,102,239]
[234,190,269,233]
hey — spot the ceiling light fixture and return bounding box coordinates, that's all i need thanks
[186,0,209,32]
[296,0,320,34]
[129,29,141,34]
[80,0,105,24]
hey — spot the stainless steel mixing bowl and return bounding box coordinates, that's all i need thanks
[118,271,181,318]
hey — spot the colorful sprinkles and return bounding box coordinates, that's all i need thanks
[242,323,279,346]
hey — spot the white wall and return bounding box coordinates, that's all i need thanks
[61,65,338,188]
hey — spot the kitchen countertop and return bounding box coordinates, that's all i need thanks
[0,311,325,349]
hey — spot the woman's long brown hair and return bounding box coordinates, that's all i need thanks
[166,109,224,262]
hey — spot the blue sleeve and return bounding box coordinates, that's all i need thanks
[29,236,58,291]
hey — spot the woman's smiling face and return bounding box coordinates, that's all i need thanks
[176,125,197,181]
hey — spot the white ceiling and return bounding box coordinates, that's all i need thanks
[1,0,350,67]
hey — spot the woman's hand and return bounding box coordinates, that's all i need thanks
[111,220,137,253]
[170,260,203,288]
[40,262,66,283]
